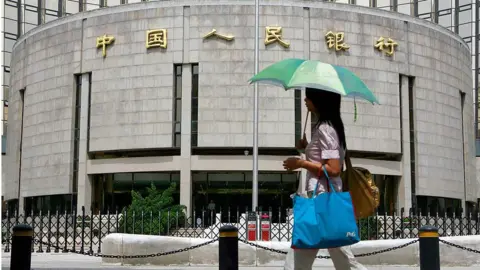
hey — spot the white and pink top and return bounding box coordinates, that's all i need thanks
[304,123,345,194]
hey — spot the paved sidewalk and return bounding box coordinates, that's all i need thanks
[1,253,479,269]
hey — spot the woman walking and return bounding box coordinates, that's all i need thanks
[282,88,367,270]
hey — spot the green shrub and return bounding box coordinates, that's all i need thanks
[119,183,186,235]
[1,229,8,244]
[76,216,91,228]
[358,216,381,240]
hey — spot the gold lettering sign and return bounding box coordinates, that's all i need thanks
[374,37,398,56]
[325,31,349,51]
[203,29,234,41]
[146,29,167,49]
[265,26,290,48]
[96,34,115,57]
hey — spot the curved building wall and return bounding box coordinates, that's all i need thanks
[5,20,84,200]
[4,1,476,210]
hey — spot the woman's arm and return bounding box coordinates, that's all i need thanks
[300,159,342,178]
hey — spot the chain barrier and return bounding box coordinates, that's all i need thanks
[33,238,218,258]
[29,237,480,260]
[354,239,419,258]
[439,239,480,254]
[239,239,288,254]
[239,238,419,259]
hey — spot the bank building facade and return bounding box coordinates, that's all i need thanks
[1,0,479,219]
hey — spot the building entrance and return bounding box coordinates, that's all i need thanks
[192,171,297,224]
[91,172,180,214]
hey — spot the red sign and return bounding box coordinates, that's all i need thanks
[261,213,270,241]
[247,212,257,241]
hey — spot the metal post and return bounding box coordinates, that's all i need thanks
[219,225,239,270]
[432,0,438,24]
[418,225,440,270]
[10,224,33,270]
[475,0,479,138]
[252,0,260,213]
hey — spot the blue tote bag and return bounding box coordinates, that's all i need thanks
[292,168,360,249]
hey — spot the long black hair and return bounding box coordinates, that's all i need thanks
[305,88,347,149]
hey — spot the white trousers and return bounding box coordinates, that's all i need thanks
[283,246,368,270]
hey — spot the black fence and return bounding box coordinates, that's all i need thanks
[2,206,479,254]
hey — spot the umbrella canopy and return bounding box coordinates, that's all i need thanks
[249,58,379,105]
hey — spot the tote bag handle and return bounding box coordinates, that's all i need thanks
[312,166,336,198]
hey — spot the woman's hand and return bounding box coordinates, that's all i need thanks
[283,157,303,171]
[296,133,308,150]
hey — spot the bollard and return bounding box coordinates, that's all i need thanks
[10,224,33,270]
[219,225,238,270]
[419,225,440,270]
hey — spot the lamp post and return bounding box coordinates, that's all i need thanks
[252,0,260,211]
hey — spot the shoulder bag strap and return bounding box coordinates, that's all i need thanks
[345,148,353,170]
[343,148,351,192]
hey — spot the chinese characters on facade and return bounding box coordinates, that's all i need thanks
[264,26,290,48]
[374,37,398,56]
[203,29,235,41]
[96,34,115,57]
[325,31,350,51]
[146,29,168,49]
[96,28,398,58]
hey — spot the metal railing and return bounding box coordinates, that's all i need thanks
[6,223,480,270]
[2,206,479,253]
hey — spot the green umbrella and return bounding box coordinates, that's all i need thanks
[249,58,379,105]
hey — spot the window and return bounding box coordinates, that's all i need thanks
[23,194,74,214]
[2,83,9,147]
[66,0,80,14]
[133,172,175,191]
[457,2,473,39]
[417,196,462,217]
[192,64,199,147]
[23,2,40,30]
[354,0,370,7]
[105,172,180,212]
[192,171,297,223]
[4,0,21,37]
[73,75,82,194]
[376,0,392,11]
[18,89,25,202]
[460,91,467,205]
[408,77,416,206]
[396,0,413,15]
[5,199,19,215]
[417,0,433,21]
[294,90,302,142]
[173,65,182,147]
[106,0,123,6]
[437,1,453,31]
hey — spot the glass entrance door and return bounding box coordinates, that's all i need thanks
[192,171,297,224]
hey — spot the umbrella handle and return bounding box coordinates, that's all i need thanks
[297,111,310,154]
[295,111,310,194]
[302,111,310,136]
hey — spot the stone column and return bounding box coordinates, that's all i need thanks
[76,74,92,215]
[180,64,192,218]
[18,197,24,215]
[178,6,193,218]
[397,75,412,212]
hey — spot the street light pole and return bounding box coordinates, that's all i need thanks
[252,0,260,211]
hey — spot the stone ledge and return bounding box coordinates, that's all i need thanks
[101,233,480,266]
